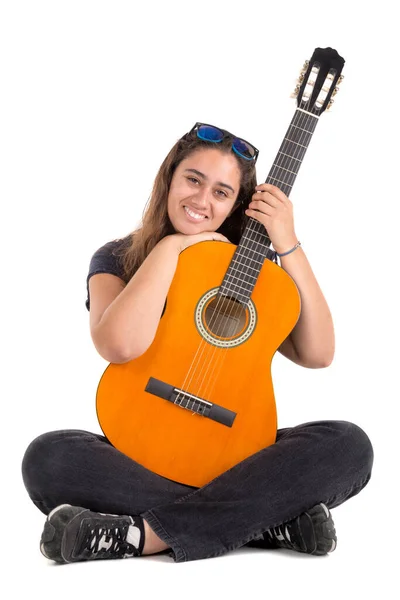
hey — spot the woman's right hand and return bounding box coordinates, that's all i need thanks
[165,232,231,253]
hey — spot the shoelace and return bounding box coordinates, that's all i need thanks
[79,519,137,559]
[265,524,293,545]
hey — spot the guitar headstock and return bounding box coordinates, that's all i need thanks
[291,47,345,115]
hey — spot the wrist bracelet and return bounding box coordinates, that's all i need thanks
[276,241,301,257]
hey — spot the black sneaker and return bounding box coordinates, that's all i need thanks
[247,503,337,555]
[40,504,145,563]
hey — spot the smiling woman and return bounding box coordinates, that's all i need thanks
[21,120,374,567]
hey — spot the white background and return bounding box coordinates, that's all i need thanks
[1,1,398,598]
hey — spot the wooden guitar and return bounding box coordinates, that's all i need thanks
[96,47,345,486]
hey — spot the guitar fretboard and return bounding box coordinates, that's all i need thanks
[267,108,318,195]
[219,108,319,305]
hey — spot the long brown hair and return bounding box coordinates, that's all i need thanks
[114,132,257,282]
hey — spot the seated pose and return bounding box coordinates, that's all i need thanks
[21,123,374,564]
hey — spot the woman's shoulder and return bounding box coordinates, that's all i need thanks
[85,234,132,311]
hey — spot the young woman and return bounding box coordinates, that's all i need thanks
[21,123,374,564]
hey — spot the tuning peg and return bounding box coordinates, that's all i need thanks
[290,84,301,98]
[326,99,334,111]
[302,60,310,70]
[338,74,344,83]
[331,86,339,97]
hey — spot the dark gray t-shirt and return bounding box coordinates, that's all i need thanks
[86,237,167,317]
[86,239,127,311]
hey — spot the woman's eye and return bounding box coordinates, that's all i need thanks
[187,177,226,198]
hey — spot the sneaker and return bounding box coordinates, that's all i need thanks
[247,503,337,555]
[40,504,145,563]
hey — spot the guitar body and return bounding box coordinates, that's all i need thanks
[96,241,301,487]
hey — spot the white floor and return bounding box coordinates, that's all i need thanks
[6,480,394,600]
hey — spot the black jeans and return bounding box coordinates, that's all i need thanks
[21,420,373,563]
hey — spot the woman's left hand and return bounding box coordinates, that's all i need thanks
[245,183,298,254]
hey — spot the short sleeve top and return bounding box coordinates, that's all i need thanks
[86,237,167,317]
[85,238,128,311]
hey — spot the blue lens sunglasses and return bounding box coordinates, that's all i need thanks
[183,122,259,163]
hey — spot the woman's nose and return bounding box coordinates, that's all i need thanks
[195,187,210,205]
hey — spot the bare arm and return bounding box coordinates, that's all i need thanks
[92,235,181,361]
[276,243,335,368]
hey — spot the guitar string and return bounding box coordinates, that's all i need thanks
[173,70,323,419]
[173,77,318,415]
[173,88,318,417]
[182,105,319,417]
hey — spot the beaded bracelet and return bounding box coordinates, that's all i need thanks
[276,241,301,257]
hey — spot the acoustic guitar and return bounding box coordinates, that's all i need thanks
[96,47,345,486]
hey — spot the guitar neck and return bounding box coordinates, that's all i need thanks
[265,108,319,197]
[219,108,320,304]
[218,46,344,305]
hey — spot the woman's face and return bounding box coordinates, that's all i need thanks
[167,148,241,234]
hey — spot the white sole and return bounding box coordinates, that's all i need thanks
[40,504,72,560]
[319,503,337,553]
[320,503,330,518]
[47,503,72,519]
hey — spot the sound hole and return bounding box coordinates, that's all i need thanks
[204,296,247,339]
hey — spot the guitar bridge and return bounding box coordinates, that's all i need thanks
[145,377,236,427]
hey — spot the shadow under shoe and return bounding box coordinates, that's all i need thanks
[40,504,145,563]
[247,503,337,556]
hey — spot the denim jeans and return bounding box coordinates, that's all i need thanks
[21,419,373,563]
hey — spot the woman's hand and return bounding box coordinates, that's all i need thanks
[245,183,298,254]
[165,231,231,253]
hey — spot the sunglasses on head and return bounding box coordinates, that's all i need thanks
[182,122,259,163]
